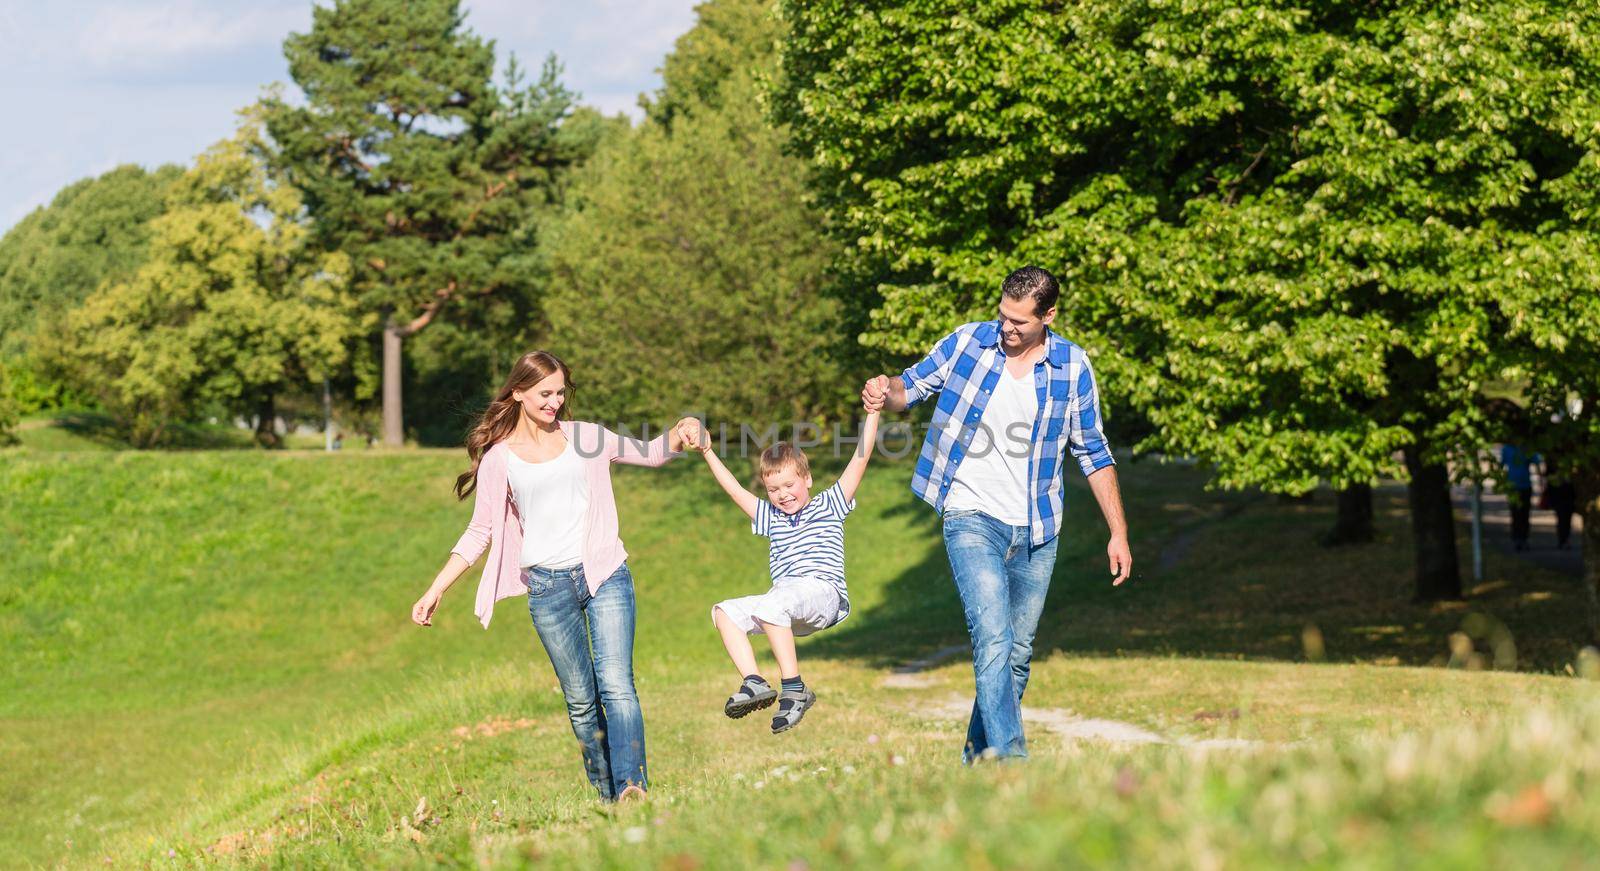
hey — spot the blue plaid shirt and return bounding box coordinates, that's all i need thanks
[899,320,1115,545]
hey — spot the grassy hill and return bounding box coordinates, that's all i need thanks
[4,442,1598,868]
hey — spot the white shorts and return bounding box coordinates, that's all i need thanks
[711,578,842,637]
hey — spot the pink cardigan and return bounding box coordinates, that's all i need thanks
[451,420,680,628]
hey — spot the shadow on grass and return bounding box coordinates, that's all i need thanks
[810,462,1592,674]
[22,411,276,451]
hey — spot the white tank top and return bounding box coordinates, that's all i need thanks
[943,366,1037,526]
[505,437,590,568]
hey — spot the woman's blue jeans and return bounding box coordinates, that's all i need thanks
[524,562,647,800]
[942,510,1059,763]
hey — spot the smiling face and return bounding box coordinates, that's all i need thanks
[511,370,567,426]
[762,462,814,515]
[997,294,1056,353]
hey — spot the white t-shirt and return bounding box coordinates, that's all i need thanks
[506,437,590,569]
[943,366,1037,526]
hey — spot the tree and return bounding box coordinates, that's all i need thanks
[57,114,364,447]
[0,163,181,410]
[776,0,1600,602]
[544,0,846,433]
[648,0,781,127]
[264,0,603,445]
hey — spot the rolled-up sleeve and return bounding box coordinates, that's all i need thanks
[1067,355,1116,476]
[899,328,963,409]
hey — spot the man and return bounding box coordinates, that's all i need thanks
[1499,443,1539,551]
[862,265,1131,762]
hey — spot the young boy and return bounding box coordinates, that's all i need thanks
[676,408,880,733]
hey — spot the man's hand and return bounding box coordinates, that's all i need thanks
[1108,535,1132,586]
[862,375,891,412]
[675,418,708,452]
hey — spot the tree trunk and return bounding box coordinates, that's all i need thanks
[383,317,404,447]
[255,393,280,449]
[1404,447,1462,601]
[1323,483,1375,546]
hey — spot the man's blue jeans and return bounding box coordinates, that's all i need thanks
[525,562,647,800]
[942,510,1060,763]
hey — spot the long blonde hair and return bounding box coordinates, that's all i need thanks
[455,350,574,499]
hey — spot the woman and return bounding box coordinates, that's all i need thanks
[410,350,691,802]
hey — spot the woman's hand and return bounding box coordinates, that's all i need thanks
[675,418,708,452]
[411,588,442,627]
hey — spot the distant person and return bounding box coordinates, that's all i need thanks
[410,350,696,803]
[1500,443,1539,551]
[1544,455,1577,550]
[331,431,343,451]
[862,265,1131,763]
[675,403,879,733]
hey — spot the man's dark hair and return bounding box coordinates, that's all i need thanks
[1000,266,1060,316]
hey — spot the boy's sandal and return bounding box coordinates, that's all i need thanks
[770,687,816,734]
[725,679,777,718]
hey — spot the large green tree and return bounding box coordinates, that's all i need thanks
[648,0,781,127]
[0,163,181,410]
[57,116,364,447]
[264,0,603,445]
[777,0,1600,603]
[544,0,846,434]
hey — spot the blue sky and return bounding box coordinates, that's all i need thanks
[0,0,700,232]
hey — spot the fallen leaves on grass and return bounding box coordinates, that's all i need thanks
[1485,784,1554,828]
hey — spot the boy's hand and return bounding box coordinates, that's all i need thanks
[676,418,708,452]
[862,375,890,412]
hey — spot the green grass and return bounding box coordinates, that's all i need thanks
[4,445,1598,868]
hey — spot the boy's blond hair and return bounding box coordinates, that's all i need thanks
[759,442,811,481]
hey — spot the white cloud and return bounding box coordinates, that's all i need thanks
[77,2,307,69]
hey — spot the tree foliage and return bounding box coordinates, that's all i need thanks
[545,0,845,431]
[0,164,181,353]
[263,0,605,444]
[648,0,782,126]
[778,0,1600,600]
[0,163,181,412]
[53,115,365,447]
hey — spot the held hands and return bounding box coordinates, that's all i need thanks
[675,417,710,453]
[861,375,891,413]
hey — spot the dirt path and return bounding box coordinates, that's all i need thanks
[883,647,1263,750]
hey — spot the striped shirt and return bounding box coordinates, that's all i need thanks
[752,481,854,619]
[899,320,1115,546]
